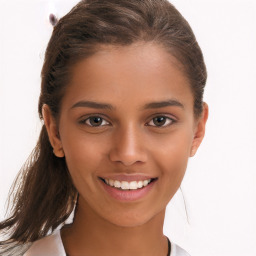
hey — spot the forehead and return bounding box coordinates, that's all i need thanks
[63,42,193,110]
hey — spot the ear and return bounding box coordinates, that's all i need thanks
[42,104,65,158]
[190,102,209,157]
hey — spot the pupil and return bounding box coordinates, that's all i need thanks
[153,117,166,126]
[90,117,102,126]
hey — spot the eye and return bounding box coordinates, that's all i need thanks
[82,116,110,127]
[147,116,174,127]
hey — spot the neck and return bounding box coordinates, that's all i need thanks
[61,198,169,256]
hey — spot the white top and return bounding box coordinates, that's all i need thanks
[24,229,190,256]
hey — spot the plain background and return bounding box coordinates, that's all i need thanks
[0,0,256,255]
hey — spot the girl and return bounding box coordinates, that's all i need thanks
[0,0,208,255]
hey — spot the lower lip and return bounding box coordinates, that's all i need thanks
[99,179,156,202]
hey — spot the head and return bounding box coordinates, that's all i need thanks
[1,0,208,243]
[41,0,208,227]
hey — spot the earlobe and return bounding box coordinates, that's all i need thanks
[190,102,209,157]
[42,104,65,158]
[190,146,197,157]
[52,147,65,158]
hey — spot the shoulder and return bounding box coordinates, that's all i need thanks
[24,229,66,256]
[171,241,191,256]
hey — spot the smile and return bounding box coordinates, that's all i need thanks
[100,178,155,190]
[99,175,157,201]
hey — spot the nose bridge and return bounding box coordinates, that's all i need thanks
[109,122,147,165]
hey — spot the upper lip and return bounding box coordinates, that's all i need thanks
[99,174,157,182]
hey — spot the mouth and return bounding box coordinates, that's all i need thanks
[99,177,158,191]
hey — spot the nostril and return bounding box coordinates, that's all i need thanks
[109,148,147,166]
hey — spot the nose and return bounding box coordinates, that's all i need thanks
[109,125,147,166]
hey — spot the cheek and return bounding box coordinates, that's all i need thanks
[60,130,108,190]
[150,126,193,164]
[60,119,107,165]
[150,129,193,195]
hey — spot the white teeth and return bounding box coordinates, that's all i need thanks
[137,181,143,188]
[129,181,138,190]
[121,181,129,190]
[114,180,121,188]
[103,178,152,190]
[109,179,114,186]
[143,180,150,186]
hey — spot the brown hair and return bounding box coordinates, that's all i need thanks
[0,0,207,249]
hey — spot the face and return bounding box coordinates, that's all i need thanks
[44,42,207,227]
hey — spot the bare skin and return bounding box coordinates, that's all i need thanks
[43,42,208,256]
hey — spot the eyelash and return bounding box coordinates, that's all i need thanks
[146,116,175,127]
[79,116,110,127]
[79,115,176,128]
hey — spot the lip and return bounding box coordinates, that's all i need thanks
[98,176,157,202]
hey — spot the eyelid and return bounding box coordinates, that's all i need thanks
[146,114,177,127]
[78,114,111,127]
[78,113,177,127]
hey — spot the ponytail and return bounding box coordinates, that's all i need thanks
[0,125,77,244]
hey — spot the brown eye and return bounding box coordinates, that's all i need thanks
[147,116,174,127]
[84,116,110,127]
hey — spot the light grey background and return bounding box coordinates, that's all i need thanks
[1,0,256,255]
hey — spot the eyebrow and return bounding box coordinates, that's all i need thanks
[70,99,184,111]
[70,101,114,110]
[143,99,184,110]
